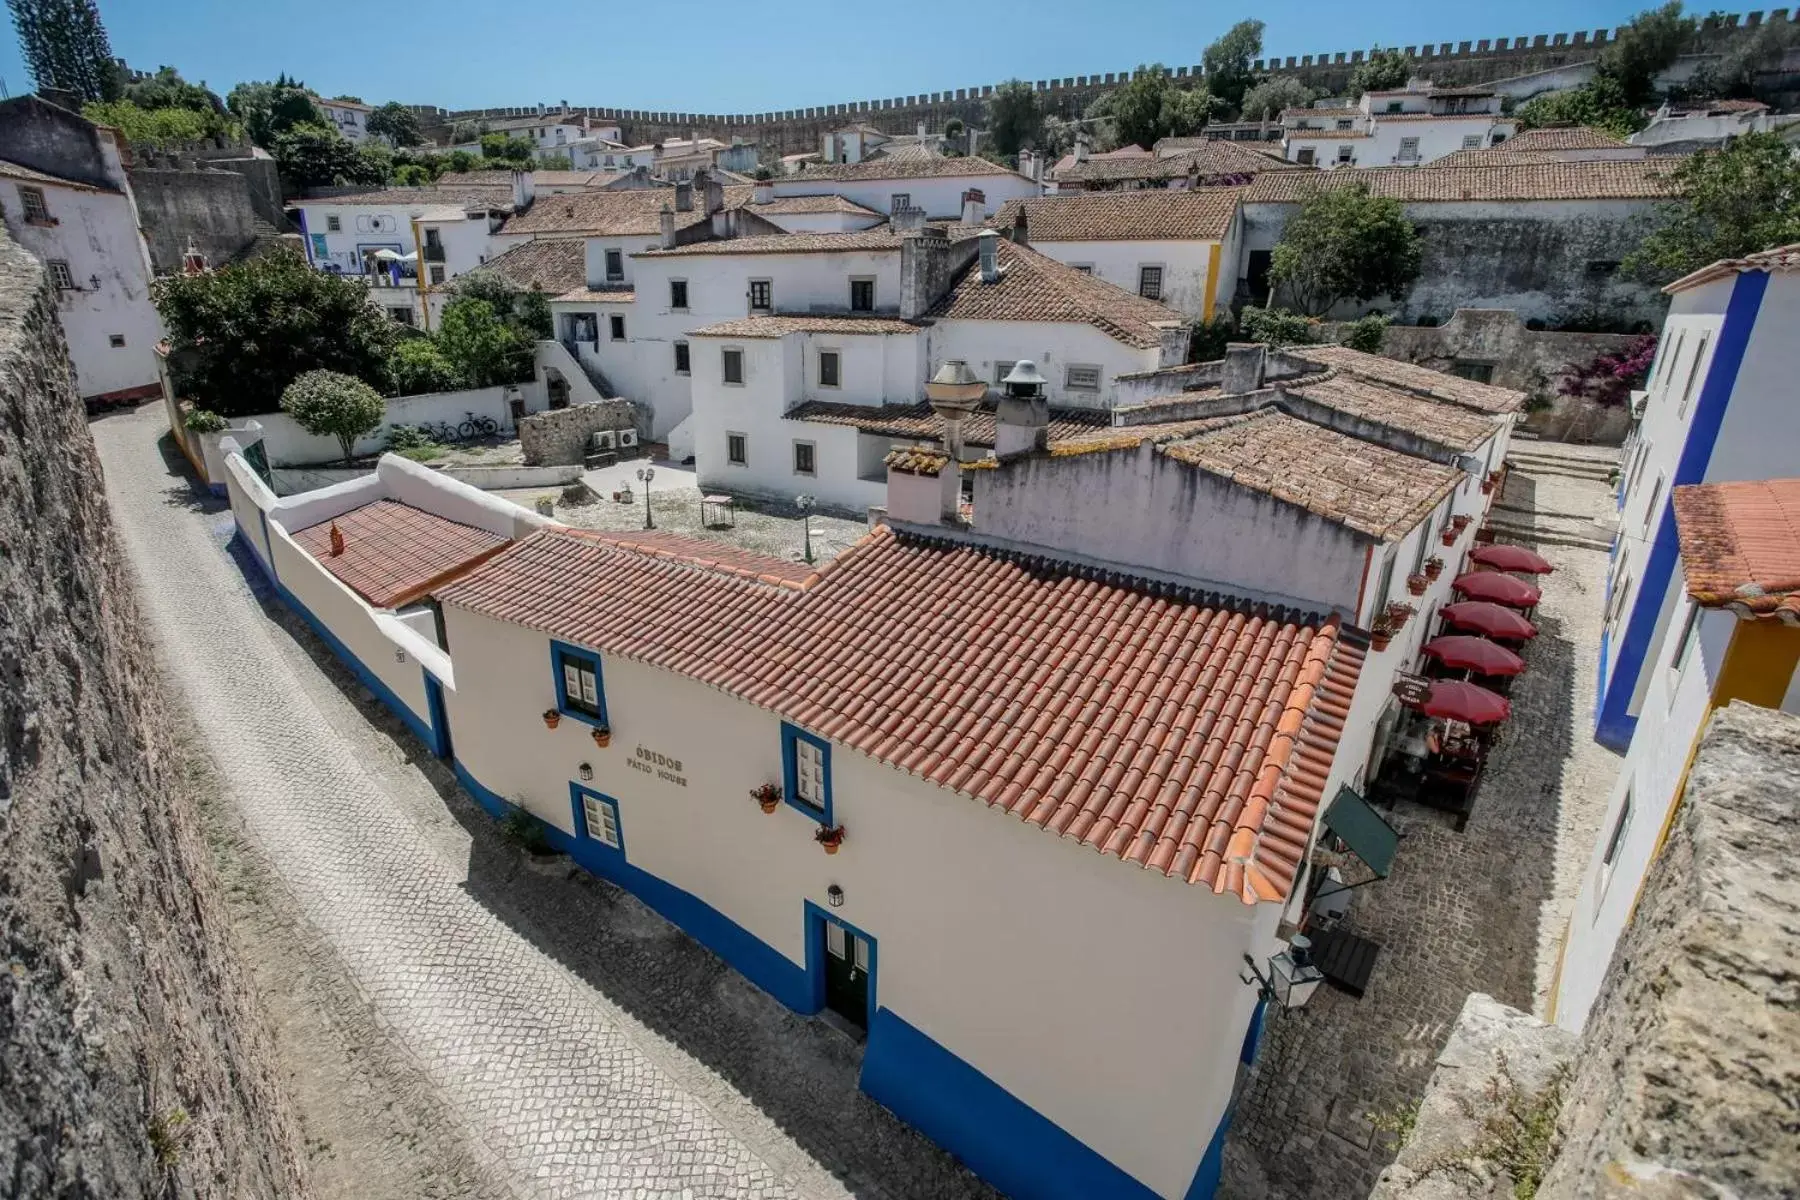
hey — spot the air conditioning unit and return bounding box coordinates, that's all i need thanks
[1310,867,1351,924]
[617,429,639,449]
[590,430,617,451]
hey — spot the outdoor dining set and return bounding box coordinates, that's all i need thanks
[1378,541,1555,829]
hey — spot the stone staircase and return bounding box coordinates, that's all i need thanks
[1492,441,1621,551]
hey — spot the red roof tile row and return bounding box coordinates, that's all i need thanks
[436,526,1363,903]
[291,500,508,608]
[1672,479,1800,622]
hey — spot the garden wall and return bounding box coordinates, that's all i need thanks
[243,381,547,467]
[519,399,639,466]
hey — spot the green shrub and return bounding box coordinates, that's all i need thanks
[1342,313,1391,353]
[1239,305,1316,346]
[384,424,447,461]
[1188,314,1236,363]
[501,806,552,854]
[385,338,461,396]
[280,369,386,462]
[183,408,227,433]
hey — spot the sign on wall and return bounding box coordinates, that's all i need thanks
[628,745,687,787]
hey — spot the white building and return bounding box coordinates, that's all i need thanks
[1594,245,1800,752]
[1550,474,1800,1032]
[774,155,1039,220]
[1050,139,1304,193]
[1425,124,1646,167]
[293,176,530,327]
[1630,98,1784,152]
[567,140,655,171]
[0,97,162,405]
[1281,83,1518,168]
[994,189,1245,322]
[313,96,372,143]
[655,135,758,181]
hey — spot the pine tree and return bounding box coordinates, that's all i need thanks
[8,0,120,104]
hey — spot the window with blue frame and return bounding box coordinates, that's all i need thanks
[576,788,623,850]
[782,724,831,822]
[553,640,608,726]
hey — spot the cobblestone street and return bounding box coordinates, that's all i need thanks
[91,404,997,1200]
[1219,443,1624,1200]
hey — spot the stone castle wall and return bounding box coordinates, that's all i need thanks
[408,10,1788,155]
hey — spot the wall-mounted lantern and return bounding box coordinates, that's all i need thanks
[578,762,594,781]
[1240,935,1324,1010]
[826,884,845,908]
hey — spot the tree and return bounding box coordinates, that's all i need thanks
[153,248,399,416]
[367,100,424,147]
[1201,19,1264,117]
[281,369,387,461]
[1516,74,1645,140]
[1269,183,1422,315]
[479,132,536,165]
[1238,76,1315,123]
[82,100,217,146]
[446,148,477,173]
[1625,133,1800,281]
[227,75,321,148]
[385,338,460,396]
[393,162,432,186]
[8,0,117,103]
[537,152,573,170]
[1597,1,1693,107]
[448,119,488,144]
[1341,313,1390,353]
[1348,49,1410,98]
[1238,305,1316,345]
[273,123,385,190]
[986,79,1042,158]
[1684,20,1799,101]
[123,65,224,115]
[454,271,552,340]
[1110,66,1216,151]
[437,298,532,387]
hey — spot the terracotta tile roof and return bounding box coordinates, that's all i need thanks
[0,158,116,193]
[457,239,586,295]
[1058,141,1303,184]
[928,239,1186,349]
[435,170,624,188]
[1158,410,1462,540]
[301,184,514,210]
[1499,126,1629,152]
[992,189,1241,242]
[1296,345,1528,414]
[564,528,819,586]
[1368,112,1513,122]
[1243,159,1676,204]
[746,194,882,215]
[1052,145,1153,173]
[291,500,508,608]
[686,314,920,338]
[1282,107,1362,120]
[500,187,753,236]
[1663,242,1800,294]
[784,155,1023,182]
[1671,479,1800,621]
[437,523,1362,902]
[787,399,1108,447]
[636,229,910,257]
[552,287,635,303]
[884,447,950,475]
[1427,148,1565,168]
[1284,372,1499,451]
[1286,130,1372,139]
[1668,98,1767,114]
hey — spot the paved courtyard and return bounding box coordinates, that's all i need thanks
[92,404,996,1200]
[1218,441,1624,1200]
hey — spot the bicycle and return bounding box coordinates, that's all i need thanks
[457,411,500,440]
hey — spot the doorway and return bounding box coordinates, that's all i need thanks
[824,920,871,1028]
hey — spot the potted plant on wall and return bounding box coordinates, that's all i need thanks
[814,824,846,855]
[591,723,612,749]
[751,782,782,813]
[1384,600,1416,631]
[1369,610,1399,652]
[543,708,561,730]
[1406,572,1429,596]
[1424,555,1445,581]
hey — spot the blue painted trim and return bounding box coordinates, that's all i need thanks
[549,638,610,730]
[271,574,435,751]
[861,1008,1166,1200]
[423,671,451,759]
[256,507,278,586]
[1239,997,1268,1066]
[569,782,626,857]
[452,760,815,1013]
[780,722,832,824]
[803,900,877,1031]
[1182,1102,1233,1200]
[1596,270,1767,752]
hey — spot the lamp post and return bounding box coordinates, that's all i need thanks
[637,466,656,529]
[796,494,815,564]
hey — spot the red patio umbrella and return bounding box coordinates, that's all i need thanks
[1422,636,1527,677]
[1471,544,1554,575]
[1452,571,1542,609]
[1402,679,1512,725]
[1440,601,1539,640]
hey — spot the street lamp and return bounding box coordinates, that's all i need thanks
[1239,935,1325,1011]
[637,466,656,529]
[796,494,816,564]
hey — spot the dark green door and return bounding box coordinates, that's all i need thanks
[823,920,869,1029]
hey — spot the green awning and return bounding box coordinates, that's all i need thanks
[1324,786,1400,879]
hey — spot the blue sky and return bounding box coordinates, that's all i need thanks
[6,1,1664,113]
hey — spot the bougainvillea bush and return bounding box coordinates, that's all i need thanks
[1559,336,1658,408]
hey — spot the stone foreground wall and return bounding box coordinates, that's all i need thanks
[520,398,639,465]
[0,231,310,1196]
[1371,702,1800,1200]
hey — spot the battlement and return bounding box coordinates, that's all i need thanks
[404,9,1787,155]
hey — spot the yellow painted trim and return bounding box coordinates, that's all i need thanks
[1202,241,1221,324]
[412,217,430,331]
[1543,918,1569,1023]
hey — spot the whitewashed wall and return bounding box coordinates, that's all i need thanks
[441,605,1268,1198]
[929,319,1165,411]
[772,172,1039,219]
[1024,236,1221,321]
[249,382,545,466]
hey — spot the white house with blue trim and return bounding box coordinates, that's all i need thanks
[1595,244,1800,752]
[219,438,1382,1200]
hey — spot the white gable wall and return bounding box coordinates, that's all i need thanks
[772,172,1039,220]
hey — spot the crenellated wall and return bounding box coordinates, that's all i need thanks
[407,11,1788,156]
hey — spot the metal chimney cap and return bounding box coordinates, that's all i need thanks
[1001,359,1048,389]
[929,359,981,387]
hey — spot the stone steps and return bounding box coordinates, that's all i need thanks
[1507,454,1617,483]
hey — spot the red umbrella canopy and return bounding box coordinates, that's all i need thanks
[1440,601,1539,640]
[1405,679,1512,725]
[1471,544,1554,574]
[1423,635,1527,677]
[1452,571,1542,609]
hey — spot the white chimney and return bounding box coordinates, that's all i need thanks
[511,168,535,211]
[1220,343,1268,396]
[917,119,927,140]
[884,447,959,525]
[753,181,773,204]
[1074,133,1090,163]
[994,360,1049,458]
[659,204,676,249]
[977,229,1001,284]
[674,180,693,212]
[960,188,985,226]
